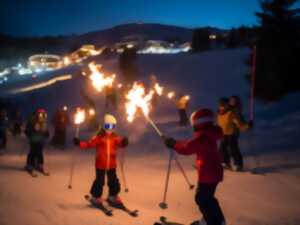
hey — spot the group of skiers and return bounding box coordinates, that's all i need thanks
[1,93,252,225]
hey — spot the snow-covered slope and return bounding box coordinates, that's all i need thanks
[1,48,300,225]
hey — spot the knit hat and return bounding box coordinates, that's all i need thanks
[190,108,214,129]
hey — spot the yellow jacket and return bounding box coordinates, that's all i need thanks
[176,97,189,110]
[217,111,248,135]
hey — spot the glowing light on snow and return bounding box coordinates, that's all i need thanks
[74,108,85,125]
[209,34,217,40]
[154,83,164,96]
[127,44,134,49]
[167,91,175,99]
[88,62,116,92]
[9,74,72,94]
[125,82,154,122]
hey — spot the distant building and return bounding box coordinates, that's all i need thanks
[28,54,63,72]
[70,45,102,62]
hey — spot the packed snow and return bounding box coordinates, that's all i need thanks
[1,48,300,225]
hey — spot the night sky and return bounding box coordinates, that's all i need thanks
[1,0,300,37]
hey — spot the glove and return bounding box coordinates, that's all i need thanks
[162,136,176,149]
[248,120,254,129]
[122,137,129,147]
[73,137,80,146]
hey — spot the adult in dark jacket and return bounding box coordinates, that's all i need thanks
[0,109,9,150]
[51,108,70,148]
[11,109,23,136]
[25,109,50,176]
[163,108,225,225]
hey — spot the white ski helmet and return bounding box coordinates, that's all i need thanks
[103,114,117,130]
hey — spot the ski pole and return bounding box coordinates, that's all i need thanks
[250,45,257,121]
[119,149,129,192]
[159,149,173,209]
[173,154,194,190]
[249,46,260,173]
[68,124,80,189]
[144,115,163,137]
[68,149,76,189]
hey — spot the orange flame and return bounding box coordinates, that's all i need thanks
[154,83,164,96]
[88,62,116,92]
[74,108,85,125]
[125,82,154,122]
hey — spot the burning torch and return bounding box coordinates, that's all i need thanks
[68,108,86,190]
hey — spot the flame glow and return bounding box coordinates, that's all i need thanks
[74,108,85,125]
[88,108,96,116]
[167,91,175,99]
[184,95,190,101]
[125,82,154,122]
[154,83,164,96]
[88,62,116,92]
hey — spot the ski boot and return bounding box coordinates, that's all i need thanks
[36,165,50,176]
[90,197,104,205]
[107,196,124,208]
[232,165,243,172]
[24,165,37,177]
[222,163,232,171]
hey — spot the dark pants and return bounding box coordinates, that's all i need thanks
[26,143,44,168]
[195,183,225,225]
[12,123,22,136]
[178,109,188,126]
[90,169,120,198]
[51,128,67,147]
[0,131,7,149]
[220,134,243,168]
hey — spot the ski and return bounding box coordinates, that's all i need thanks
[84,195,113,216]
[36,169,50,176]
[106,199,138,217]
[154,216,184,225]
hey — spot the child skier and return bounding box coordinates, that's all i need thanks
[217,98,251,171]
[163,108,226,225]
[73,114,129,207]
[25,109,50,176]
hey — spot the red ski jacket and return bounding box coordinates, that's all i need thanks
[174,125,224,183]
[79,131,128,170]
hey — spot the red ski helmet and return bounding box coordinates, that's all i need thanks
[190,108,214,129]
[36,108,47,120]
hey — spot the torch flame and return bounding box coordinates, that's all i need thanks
[88,62,116,92]
[167,91,175,99]
[184,95,190,101]
[154,83,164,96]
[74,108,85,125]
[125,82,154,122]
